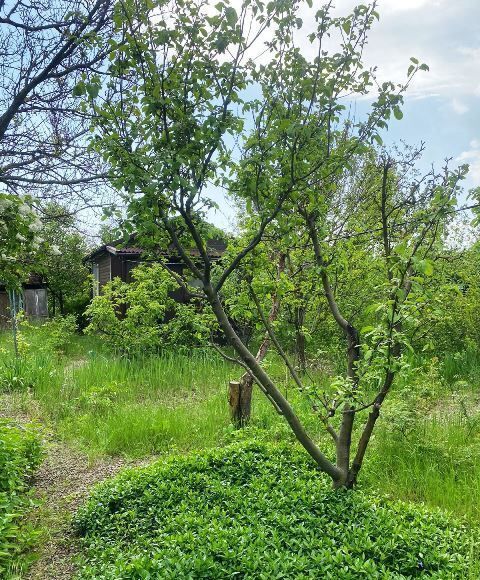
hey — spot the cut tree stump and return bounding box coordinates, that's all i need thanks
[229,380,253,427]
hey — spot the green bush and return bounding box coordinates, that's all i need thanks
[85,263,216,355]
[75,442,479,579]
[21,314,78,355]
[0,420,43,576]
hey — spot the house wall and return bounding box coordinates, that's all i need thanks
[96,254,111,292]
[0,288,48,325]
[0,292,8,325]
[90,252,204,306]
[24,289,48,318]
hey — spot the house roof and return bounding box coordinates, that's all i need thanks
[85,236,227,262]
[0,273,46,290]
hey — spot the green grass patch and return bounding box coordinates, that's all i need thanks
[75,442,480,579]
[3,329,480,526]
[364,413,480,522]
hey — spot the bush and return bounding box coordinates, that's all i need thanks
[0,420,43,576]
[75,442,479,579]
[21,314,78,355]
[85,264,216,355]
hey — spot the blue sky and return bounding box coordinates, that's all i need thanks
[208,0,480,228]
[349,0,480,191]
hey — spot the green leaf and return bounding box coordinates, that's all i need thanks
[393,107,403,120]
[72,81,85,97]
[225,6,238,26]
[86,83,100,99]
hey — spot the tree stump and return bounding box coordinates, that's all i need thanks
[228,379,252,427]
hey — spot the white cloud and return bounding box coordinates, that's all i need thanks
[451,98,469,114]
[457,141,480,186]
[381,0,443,12]
[327,0,480,100]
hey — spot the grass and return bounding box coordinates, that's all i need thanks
[2,326,480,526]
[364,413,480,521]
[0,328,291,458]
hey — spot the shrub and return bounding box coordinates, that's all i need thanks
[39,314,78,354]
[85,264,216,355]
[75,442,479,579]
[22,314,78,355]
[0,420,43,576]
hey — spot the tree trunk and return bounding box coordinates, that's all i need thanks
[205,281,343,483]
[228,379,254,427]
[59,291,64,315]
[8,289,19,358]
[228,253,286,427]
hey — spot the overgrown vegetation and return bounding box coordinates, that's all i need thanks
[85,263,216,355]
[1,325,480,527]
[0,420,42,577]
[1,0,480,576]
[75,442,480,579]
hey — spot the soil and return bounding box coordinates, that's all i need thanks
[0,393,146,579]
[25,440,131,580]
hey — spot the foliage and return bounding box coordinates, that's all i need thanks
[85,263,216,355]
[35,315,78,355]
[81,0,455,487]
[37,204,90,317]
[0,420,43,576]
[12,315,78,360]
[0,193,46,289]
[75,442,479,579]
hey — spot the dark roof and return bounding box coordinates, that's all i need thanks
[0,273,46,290]
[85,237,227,262]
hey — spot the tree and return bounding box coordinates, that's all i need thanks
[0,0,116,214]
[84,0,454,488]
[37,204,90,316]
[0,193,47,354]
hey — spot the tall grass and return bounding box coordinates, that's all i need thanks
[364,412,480,522]
[0,332,290,457]
[3,327,480,523]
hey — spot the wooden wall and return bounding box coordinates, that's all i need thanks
[96,254,111,292]
[0,288,48,325]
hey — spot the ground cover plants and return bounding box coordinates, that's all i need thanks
[1,0,480,576]
[74,442,480,579]
[2,325,480,525]
[0,420,42,577]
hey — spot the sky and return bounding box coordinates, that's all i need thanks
[339,0,480,188]
[208,0,480,229]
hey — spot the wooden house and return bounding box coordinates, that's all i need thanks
[84,237,227,300]
[0,274,48,325]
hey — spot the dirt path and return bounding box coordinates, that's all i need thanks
[26,440,132,580]
[1,393,144,579]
